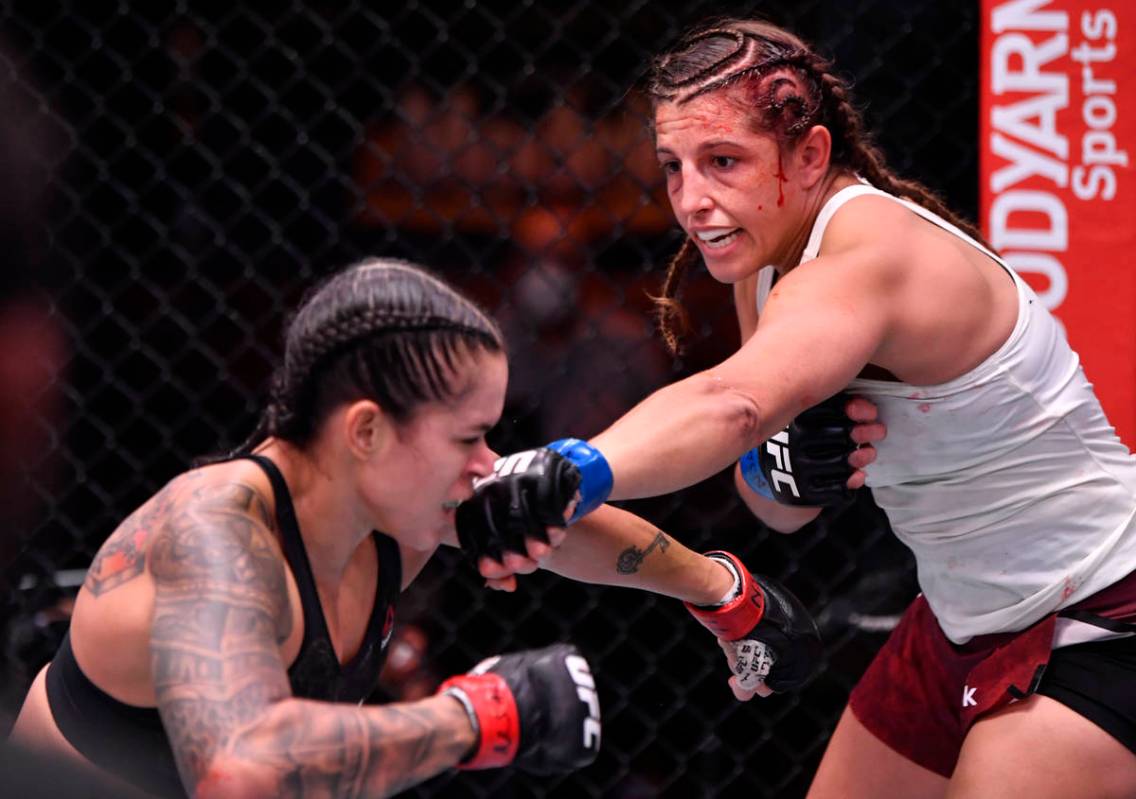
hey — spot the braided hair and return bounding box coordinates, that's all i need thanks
[647,18,991,353]
[230,259,503,455]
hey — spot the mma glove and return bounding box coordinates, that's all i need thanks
[739,391,857,507]
[685,551,823,694]
[456,439,612,564]
[439,643,601,774]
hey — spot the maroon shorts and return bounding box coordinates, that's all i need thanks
[848,570,1136,777]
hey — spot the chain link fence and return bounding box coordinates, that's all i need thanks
[0,2,978,796]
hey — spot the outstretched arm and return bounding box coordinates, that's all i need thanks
[529,504,734,604]
[150,476,474,798]
[446,502,734,605]
[591,251,893,501]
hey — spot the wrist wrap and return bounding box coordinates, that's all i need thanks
[739,447,775,500]
[440,673,521,770]
[684,551,766,641]
[546,438,613,523]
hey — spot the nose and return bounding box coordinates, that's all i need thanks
[467,441,498,482]
[674,165,713,219]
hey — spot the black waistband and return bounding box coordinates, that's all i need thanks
[46,631,186,797]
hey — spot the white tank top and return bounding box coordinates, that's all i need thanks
[756,183,1136,643]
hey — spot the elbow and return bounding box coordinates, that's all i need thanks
[690,373,763,451]
[192,701,299,799]
[193,756,274,799]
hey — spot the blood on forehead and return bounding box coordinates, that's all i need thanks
[668,68,817,138]
[692,92,751,134]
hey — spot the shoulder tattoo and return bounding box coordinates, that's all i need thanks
[83,472,278,598]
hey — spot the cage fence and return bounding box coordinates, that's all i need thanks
[0,2,977,797]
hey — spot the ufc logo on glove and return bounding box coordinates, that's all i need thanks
[566,654,601,749]
[765,431,801,498]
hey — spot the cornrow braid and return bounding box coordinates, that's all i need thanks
[645,18,992,350]
[215,259,503,460]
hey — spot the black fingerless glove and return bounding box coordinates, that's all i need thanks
[455,448,581,564]
[439,643,602,774]
[685,552,824,692]
[739,391,857,507]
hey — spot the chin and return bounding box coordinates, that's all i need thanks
[387,519,442,552]
[705,260,755,285]
[402,533,441,553]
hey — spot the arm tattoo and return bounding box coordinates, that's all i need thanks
[150,476,471,797]
[223,698,473,798]
[84,485,173,596]
[85,472,276,597]
[616,532,671,574]
[150,476,294,786]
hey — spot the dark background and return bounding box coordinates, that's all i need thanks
[0,2,976,796]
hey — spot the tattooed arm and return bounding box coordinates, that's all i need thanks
[150,479,474,799]
[531,504,734,605]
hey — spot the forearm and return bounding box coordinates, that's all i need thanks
[206,694,474,799]
[733,465,821,534]
[590,373,766,501]
[538,504,733,605]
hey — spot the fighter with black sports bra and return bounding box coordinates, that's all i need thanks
[45,454,401,797]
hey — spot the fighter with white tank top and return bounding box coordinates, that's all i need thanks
[754,182,1136,644]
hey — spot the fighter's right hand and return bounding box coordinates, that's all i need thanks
[439,643,602,774]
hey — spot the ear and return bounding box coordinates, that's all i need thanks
[342,399,389,461]
[793,124,833,190]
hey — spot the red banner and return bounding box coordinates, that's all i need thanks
[981,0,1135,445]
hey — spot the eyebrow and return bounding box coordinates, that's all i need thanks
[656,139,744,157]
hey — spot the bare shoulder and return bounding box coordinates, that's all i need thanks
[822,192,976,274]
[83,460,280,599]
[818,193,926,270]
[148,462,283,584]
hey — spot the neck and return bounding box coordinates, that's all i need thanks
[258,439,374,588]
[772,170,858,274]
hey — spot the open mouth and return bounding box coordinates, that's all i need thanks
[696,228,740,249]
